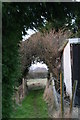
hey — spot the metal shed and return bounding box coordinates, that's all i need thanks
[62,38,80,106]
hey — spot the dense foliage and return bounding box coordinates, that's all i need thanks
[2,2,80,118]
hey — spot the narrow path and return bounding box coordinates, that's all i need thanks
[12,89,49,118]
[33,92,40,117]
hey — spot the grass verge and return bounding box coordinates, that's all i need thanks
[11,89,49,118]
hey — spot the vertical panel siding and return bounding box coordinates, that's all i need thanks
[63,42,72,99]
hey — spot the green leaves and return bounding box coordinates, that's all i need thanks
[2,2,80,37]
[2,31,22,118]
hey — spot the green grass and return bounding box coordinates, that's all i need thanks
[11,89,49,118]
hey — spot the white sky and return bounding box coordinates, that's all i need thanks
[22,28,38,41]
[29,62,48,70]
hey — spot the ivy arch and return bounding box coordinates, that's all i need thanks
[20,28,72,81]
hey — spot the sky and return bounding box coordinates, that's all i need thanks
[22,28,38,41]
[76,0,80,1]
[29,62,48,70]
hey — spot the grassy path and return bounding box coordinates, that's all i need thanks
[11,89,49,118]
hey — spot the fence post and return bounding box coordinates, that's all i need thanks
[70,80,78,114]
[60,72,64,117]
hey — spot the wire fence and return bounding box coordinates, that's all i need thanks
[51,77,79,118]
[52,77,71,107]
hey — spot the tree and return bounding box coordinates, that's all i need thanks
[20,28,72,81]
[2,2,80,118]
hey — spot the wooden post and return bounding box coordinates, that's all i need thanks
[70,80,78,114]
[60,72,64,117]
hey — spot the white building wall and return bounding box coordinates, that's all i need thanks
[63,42,72,99]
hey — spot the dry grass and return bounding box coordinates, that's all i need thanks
[51,106,78,118]
[43,81,78,119]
